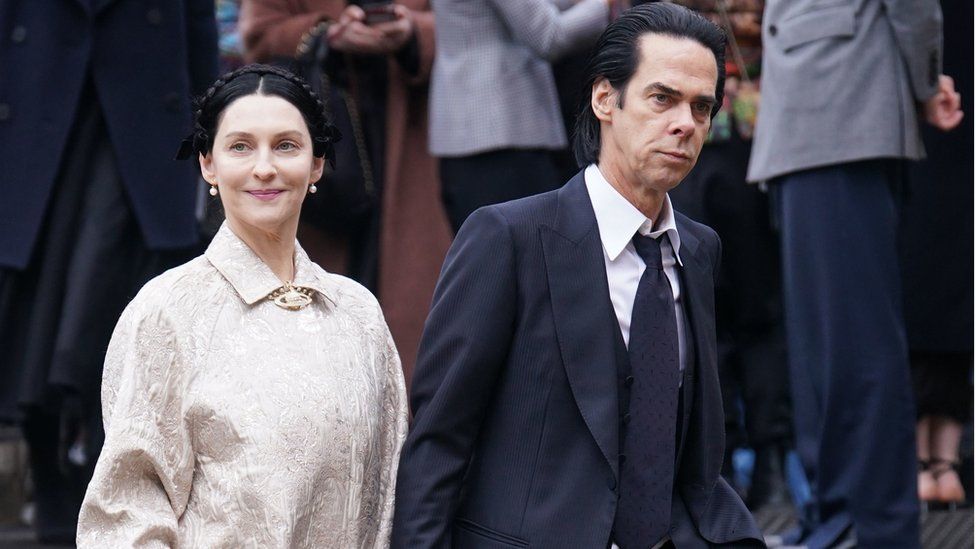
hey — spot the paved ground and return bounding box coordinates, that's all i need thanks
[753,505,974,549]
[1,507,972,548]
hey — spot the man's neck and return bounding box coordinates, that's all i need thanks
[597,162,666,226]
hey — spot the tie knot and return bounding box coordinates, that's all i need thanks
[632,234,664,270]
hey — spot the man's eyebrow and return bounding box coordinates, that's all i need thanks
[644,82,681,96]
[644,82,717,105]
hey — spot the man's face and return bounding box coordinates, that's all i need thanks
[596,33,718,195]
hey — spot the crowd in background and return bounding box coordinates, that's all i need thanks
[0,0,971,544]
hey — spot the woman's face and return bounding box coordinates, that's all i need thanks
[200,93,324,237]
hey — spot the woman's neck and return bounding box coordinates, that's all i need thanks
[226,218,298,284]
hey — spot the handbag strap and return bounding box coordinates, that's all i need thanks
[326,59,376,198]
[714,0,752,85]
[299,26,376,198]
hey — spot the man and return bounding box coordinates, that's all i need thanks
[392,5,764,548]
[746,1,963,548]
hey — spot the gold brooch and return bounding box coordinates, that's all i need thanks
[269,281,314,310]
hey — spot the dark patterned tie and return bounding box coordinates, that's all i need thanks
[613,233,681,549]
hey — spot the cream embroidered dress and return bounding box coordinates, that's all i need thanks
[77,223,408,548]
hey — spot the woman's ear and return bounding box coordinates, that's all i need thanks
[199,152,216,184]
[310,156,325,184]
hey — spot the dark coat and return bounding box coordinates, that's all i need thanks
[392,172,763,548]
[0,0,218,269]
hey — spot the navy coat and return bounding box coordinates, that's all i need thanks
[392,172,764,548]
[0,0,217,269]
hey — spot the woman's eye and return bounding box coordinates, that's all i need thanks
[277,141,297,151]
[230,143,249,152]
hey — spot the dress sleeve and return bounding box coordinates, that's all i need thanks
[76,301,194,548]
[374,313,409,548]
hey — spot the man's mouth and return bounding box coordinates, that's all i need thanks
[660,150,690,161]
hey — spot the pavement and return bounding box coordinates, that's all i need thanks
[0,506,972,548]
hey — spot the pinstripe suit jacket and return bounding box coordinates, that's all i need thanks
[428,0,607,157]
[747,0,943,182]
[392,172,764,548]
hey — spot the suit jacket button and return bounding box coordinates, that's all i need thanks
[147,8,163,26]
[620,413,631,425]
[10,26,27,43]
[769,25,778,36]
[0,103,10,121]
[608,476,617,491]
[624,375,634,387]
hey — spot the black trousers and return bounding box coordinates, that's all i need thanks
[439,148,563,233]
[774,160,919,548]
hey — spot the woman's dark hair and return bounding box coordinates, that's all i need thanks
[176,64,340,165]
[572,3,727,167]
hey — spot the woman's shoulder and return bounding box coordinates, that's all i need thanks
[123,255,220,323]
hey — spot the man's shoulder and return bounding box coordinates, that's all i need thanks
[465,186,562,233]
[674,209,718,242]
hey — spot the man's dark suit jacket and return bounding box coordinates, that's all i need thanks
[392,171,763,548]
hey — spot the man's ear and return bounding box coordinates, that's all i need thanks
[591,78,617,123]
[199,152,216,184]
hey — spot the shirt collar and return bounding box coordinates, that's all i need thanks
[205,222,337,306]
[583,164,683,264]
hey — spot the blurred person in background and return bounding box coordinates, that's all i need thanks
[665,0,793,511]
[899,0,973,512]
[748,0,963,547]
[217,0,247,72]
[241,0,451,383]
[431,0,613,233]
[0,0,216,541]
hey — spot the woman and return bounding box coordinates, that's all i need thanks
[77,65,408,547]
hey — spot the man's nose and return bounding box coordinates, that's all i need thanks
[669,104,696,137]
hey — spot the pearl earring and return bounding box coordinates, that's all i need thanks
[308,184,317,194]
[209,184,218,196]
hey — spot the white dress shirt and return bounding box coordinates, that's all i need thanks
[584,163,688,372]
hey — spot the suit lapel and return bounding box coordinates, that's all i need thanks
[673,217,724,488]
[540,174,620,479]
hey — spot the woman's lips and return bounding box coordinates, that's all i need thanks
[246,190,284,201]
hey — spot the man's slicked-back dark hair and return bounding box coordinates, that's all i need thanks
[572,3,727,167]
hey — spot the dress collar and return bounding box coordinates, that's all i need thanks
[583,164,683,264]
[205,222,337,306]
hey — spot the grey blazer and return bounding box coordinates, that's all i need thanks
[429,0,607,157]
[747,0,943,182]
